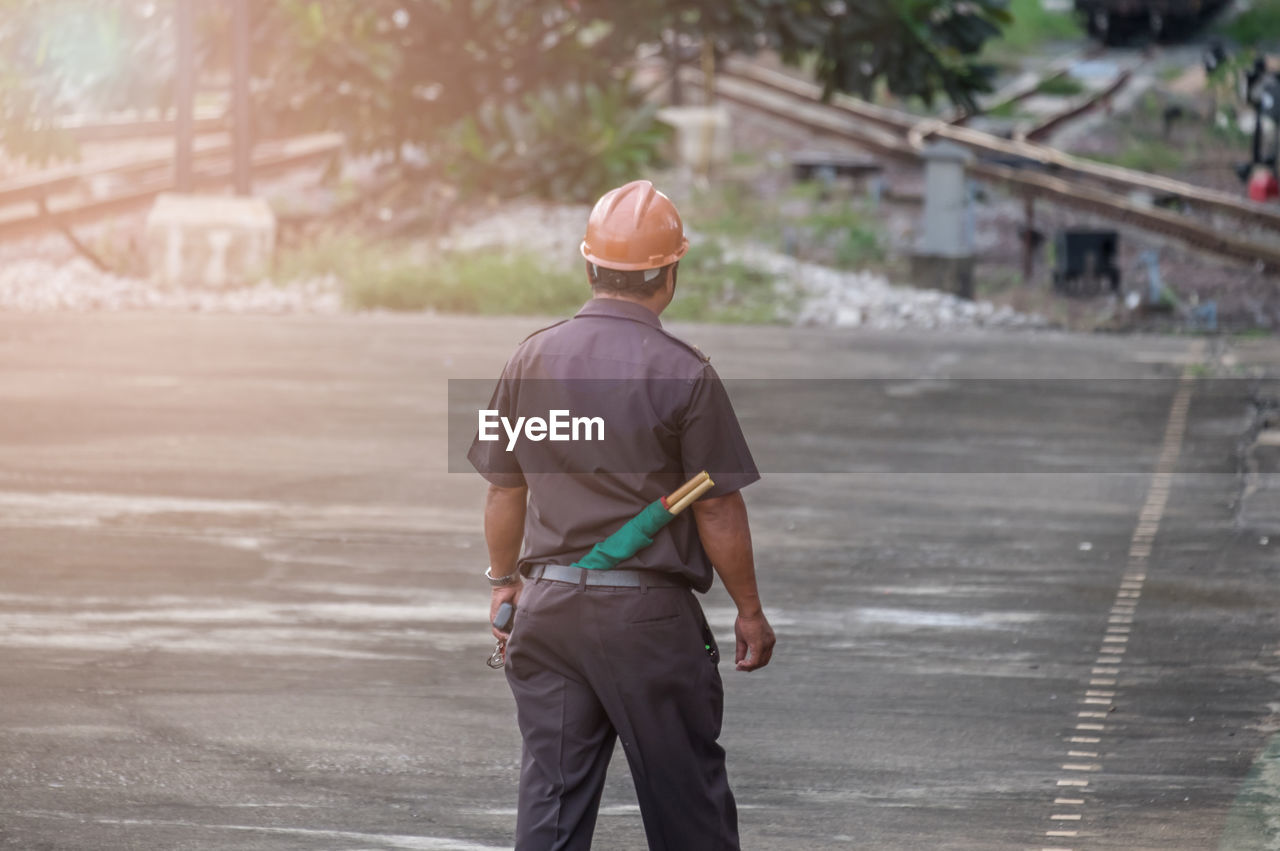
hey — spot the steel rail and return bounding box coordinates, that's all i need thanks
[949,48,1101,126]
[708,73,1280,271]
[720,60,1280,232]
[0,134,342,240]
[1021,68,1132,142]
[61,113,229,142]
[0,136,232,208]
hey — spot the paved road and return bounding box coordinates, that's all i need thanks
[0,313,1277,850]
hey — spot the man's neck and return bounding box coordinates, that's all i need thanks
[591,291,667,317]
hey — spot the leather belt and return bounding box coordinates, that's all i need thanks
[524,563,685,589]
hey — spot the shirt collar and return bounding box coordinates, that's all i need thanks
[574,297,663,329]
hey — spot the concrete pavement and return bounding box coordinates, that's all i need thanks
[0,312,1277,850]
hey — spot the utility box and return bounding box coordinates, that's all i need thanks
[655,106,731,172]
[910,142,975,298]
[1052,228,1120,296]
[146,193,276,288]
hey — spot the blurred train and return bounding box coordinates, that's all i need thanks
[1073,0,1231,43]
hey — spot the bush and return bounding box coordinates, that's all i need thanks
[446,77,671,204]
[800,201,887,269]
[988,0,1083,53]
[1218,1,1280,48]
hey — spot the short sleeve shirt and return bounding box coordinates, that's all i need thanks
[467,298,759,592]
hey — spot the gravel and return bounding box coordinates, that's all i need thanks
[732,245,1047,331]
[442,200,593,262]
[0,256,342,314]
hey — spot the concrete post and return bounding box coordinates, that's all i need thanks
[655,106,731,174]
[910,142,976,299]
[145,194,276,289]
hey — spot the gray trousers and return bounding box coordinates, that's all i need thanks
[504,576,739,851]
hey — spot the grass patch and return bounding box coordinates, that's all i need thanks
[984,99,1023,119]
[665,240,796,325]
[686,179,887,272]
[800,202,886,268]
[276,231,797,323]
[276,234,583,315]
[688,181,780,243]
[1036,74,1086,97]
[1088,139,1186,172]
[987,0,1083,54]
[1217,0,1280,47]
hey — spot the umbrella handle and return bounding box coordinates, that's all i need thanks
[664,470,711,508]
[667,475,716,515]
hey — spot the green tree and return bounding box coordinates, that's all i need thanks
[243,0,1005,198]
[573,0,1006,108]
[0,0,1006,194]
[0,0,172,164]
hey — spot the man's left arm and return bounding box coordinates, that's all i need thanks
[484,482,527,641]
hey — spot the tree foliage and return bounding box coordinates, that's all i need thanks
[0,0,173,163]
[0,0,1007,194]
[573,0,1006,108]
[242,0,1005,197]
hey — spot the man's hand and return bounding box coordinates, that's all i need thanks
[692,490,776,672]
[490,582,522,642]
[734,610,775,672]
[483,483,527,643]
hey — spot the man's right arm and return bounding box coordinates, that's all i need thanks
[484,483,527,641]
[691,490,775,672]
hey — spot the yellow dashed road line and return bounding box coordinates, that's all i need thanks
[1037,341,1204,850]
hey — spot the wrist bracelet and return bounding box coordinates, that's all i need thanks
[485,566,521,587]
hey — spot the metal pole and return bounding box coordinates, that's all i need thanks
[698,39,715,180]
[174,0,195,192]
[1022,195,1035,283]
[231,0,252,195]
[667,31,682,106]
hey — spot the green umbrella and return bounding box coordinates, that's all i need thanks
[487,471,715,669]
[572,471,715,571]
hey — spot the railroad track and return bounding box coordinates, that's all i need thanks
[951,47,1132,143]
[719,60,1280,236]
[0,136,235,209]
[0,133,342,240]
[705,66,1280,271]
[60,111,228,143]
[1020,66,1133,142]
[949,48,1102,126]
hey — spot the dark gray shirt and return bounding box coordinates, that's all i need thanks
[467,298,759,592]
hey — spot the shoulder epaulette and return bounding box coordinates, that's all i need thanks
[656,326,711,363]
[517,318,570,345]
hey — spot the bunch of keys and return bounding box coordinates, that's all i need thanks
[486,601,516,670]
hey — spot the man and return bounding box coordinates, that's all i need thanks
[468,179,775,851]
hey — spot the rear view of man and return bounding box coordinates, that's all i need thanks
[468,179,775,850]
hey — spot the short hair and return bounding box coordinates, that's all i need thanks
[586,261,674,298]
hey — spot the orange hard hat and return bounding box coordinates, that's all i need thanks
[580,180,689,271]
